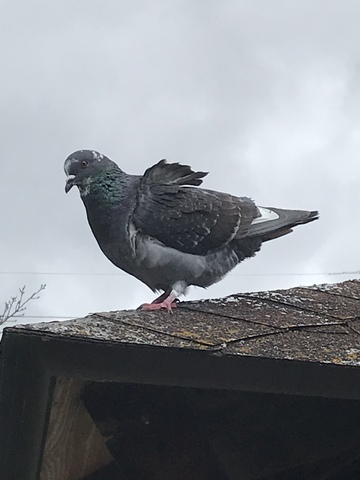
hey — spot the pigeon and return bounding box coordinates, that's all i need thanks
[64,150,319,311]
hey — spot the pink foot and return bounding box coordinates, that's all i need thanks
[140,298,177,313]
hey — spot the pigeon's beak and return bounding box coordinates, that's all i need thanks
[65,175,76,193]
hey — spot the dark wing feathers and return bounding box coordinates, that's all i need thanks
[133,161,259,255]
[230,208,318,262]
[133,160,318,256]
[247,207,319,241]
[142,159,208,187]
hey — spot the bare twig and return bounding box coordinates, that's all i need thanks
[0,284,46,326]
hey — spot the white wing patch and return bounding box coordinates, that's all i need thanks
[251,207,279,224]
[128,220,138,254]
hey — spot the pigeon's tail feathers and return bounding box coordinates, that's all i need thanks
[142,159,208,187]
[247,207,319,242]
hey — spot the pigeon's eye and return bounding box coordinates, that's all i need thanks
[81,160,89,168]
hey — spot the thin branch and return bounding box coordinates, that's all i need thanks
[0,284,46,326]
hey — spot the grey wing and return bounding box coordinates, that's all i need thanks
[245,206,319,241]
[229,206,318,263]
[132,160,259,255]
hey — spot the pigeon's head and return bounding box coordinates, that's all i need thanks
[64,150,115,194]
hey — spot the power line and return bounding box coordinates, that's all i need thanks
[2,315,76,320]
[18,315,75,319]
[0,270,359,277]
[2,267,359,322]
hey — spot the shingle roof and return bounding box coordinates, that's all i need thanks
[15,279,360,366]
[2,280,360,480]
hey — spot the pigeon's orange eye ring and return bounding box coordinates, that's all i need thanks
[81,160,89,168]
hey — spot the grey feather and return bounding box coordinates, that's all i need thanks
[64,151,319,301]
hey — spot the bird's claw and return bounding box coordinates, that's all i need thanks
[139,300,177,313]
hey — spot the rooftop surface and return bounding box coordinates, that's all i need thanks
[2,280,360,480]
[13,279,360,367]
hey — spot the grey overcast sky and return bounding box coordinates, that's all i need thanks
[1,0,360,325]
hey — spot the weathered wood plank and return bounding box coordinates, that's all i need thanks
[40,377,112,480]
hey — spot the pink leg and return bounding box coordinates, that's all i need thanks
[151,290,170,304]
[140,292,178,312]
